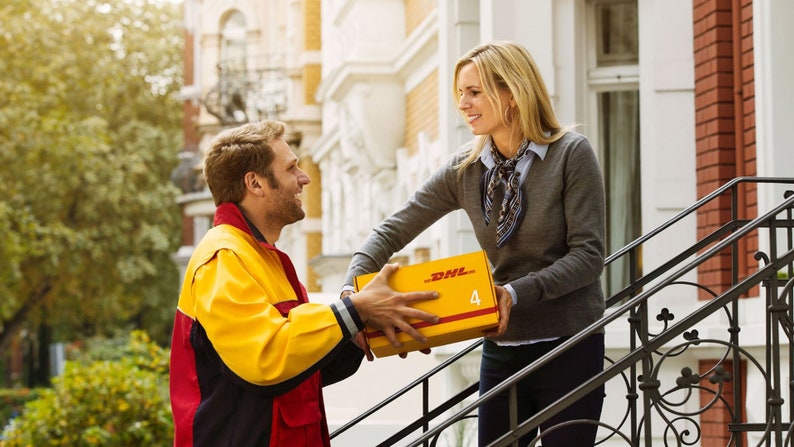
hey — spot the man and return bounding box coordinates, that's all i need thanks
[169,120,439,446]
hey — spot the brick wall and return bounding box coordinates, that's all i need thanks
[404,69,439,156]
[302,0,322,292]
[303,0,321,105]
[301,158,322,292]
[405,0,436,37]
[303,0,321,51]
[303,64,321,106]
[699,359,747,446]
[182,27,200,152]
[181,26,199,247]
[693,0,757,301]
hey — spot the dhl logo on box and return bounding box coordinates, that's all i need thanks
[354,250,499,357]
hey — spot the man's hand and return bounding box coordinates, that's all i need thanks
[350,324,431,361]
[349,263,439,349]
[483,285,512,337]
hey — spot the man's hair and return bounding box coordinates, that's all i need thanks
[203,120,286,205]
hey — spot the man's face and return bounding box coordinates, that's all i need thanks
[263,137,311,227]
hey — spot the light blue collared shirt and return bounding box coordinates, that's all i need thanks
[479,138,549,194]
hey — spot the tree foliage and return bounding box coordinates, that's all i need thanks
[0,0,184,349]
[1,331,173,446]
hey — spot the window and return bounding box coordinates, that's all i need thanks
[221,11,247,64]
[587,0,641,296]
[595,1,639,66]
[206,10,249,124]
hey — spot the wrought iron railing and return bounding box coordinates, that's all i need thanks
[203,54,288,125]
[331,177,794,447]
[331,340,482,447]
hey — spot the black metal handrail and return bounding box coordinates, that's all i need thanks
[606,177,794,307]
[332,177,794,447]
[330,338,483,443]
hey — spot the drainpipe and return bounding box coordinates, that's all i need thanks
[731,4,748,445]
[732,0,747,276]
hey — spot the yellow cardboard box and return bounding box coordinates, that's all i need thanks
[354,250,499,357]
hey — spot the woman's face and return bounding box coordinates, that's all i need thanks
[456,62,515,148]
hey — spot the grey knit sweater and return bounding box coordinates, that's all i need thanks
[344,131,606,342]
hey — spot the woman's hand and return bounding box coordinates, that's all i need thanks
[483,285,512,337]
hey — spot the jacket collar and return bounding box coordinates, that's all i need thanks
[213,202,269,245]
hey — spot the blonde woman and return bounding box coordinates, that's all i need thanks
[343,41,606,446]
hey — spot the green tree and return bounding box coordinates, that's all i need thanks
[0,0,183,362]
[1,331,173,446]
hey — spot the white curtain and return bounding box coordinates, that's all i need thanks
[601,90,641,296]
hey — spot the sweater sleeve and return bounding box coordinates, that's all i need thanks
[343,158,462,285]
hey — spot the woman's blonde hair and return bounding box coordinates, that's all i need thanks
[453,41,570,170]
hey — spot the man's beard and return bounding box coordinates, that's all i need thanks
[267,193,305,226]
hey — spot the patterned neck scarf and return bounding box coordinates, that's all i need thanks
[481,139,530,248]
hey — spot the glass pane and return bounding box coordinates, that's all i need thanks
[222,11,247,64]
[600,90,641,296]
[596,1,638,66]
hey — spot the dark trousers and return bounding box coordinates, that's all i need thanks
[477,333,605,447]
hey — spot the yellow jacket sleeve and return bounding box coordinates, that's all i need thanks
[182,227,354,387]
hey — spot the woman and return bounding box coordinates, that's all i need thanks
[343,40,606,447]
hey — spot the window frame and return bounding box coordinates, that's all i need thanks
[585,0,642,296]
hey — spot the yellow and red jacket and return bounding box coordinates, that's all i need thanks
[170,203,364,446]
